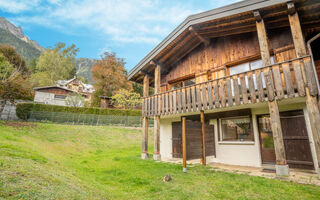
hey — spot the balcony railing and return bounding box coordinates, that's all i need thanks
[142,56,318,117]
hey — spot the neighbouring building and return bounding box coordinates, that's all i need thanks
[128,0,320,177]
[34,77,95,106]
[100,96,114,108]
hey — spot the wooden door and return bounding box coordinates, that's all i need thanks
[258,111,314,169]
[258,115,276,164]
[172,122,182,158]
[172,120,215,159]
[280,110,314,170]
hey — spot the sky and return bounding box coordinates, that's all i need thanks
[0,0,240,71]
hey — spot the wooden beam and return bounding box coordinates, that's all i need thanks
[143,75,149,97]
[255,9,287,173]
[142,75,149,159]
[287,1,296,15]
[288,6,320,172]
[153,116,160,160]
[269,100,287,166]
[153,64,161,160]
[288,2,307,57]
[253,10,262,22]
[189,26,210,46]
[255,10,271,67]
[154,64,161,94]
[182,117,187,172]
[200,111,206,165]
[142,117,149,159]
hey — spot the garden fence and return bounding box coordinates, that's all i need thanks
[27,111,153,127]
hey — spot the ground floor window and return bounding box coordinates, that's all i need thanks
[54,94,66,99]
[220,116,253,141]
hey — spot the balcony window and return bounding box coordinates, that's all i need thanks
[220,116,253,141]
[229,57,274,76]
[229,57,274,89]
[171,78,196,90]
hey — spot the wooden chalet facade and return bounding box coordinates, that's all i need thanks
[128,0,320,176]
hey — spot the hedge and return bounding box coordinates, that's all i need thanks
[16,103,141,120]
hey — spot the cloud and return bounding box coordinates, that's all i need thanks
[2,0,201,45]
[0,0,40,13]
[1,0,238,45]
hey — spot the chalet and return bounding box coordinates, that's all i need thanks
[34,77,94,106]
[128,0,320,177]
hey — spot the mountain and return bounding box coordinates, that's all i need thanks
[0,17,43,51]
[0,17,41,63]
[0,17,96,79]
[0,28,41,64]
[75,58,97,82]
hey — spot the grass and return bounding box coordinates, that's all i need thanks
[0,121,320,199]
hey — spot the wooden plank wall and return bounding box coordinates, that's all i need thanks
[162,28,295,90]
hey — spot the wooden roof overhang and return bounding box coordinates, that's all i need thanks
[128,0,320,84]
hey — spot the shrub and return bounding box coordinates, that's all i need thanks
[16,103,141,120]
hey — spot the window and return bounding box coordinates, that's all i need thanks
[229,57,274,89]
[229,57,274,76]
[54,94,66,99]
[171,78,196,90]
[220,117,253,141]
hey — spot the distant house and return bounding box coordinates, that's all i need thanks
[100,96,114,108]
[33,77,95,106]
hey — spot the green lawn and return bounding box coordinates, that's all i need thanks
[0,122,320,200]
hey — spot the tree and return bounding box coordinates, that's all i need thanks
[28,58,37,73]
[0,44,28,75]
[0,71,31,116]
[29,43,79,87]
[91,52,132,106]
[65,93,85,107]
[111,89,141,109]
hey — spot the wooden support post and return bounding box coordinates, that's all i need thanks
[142,75,149,159]
[255,9,288,175]
[200,111,206,165]
[154,63,161,160]
[268,101,287,165]
[182,117,187,172]
[288,2,320,177]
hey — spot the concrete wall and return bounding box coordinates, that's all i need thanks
[34,91,66,106]
[160,117,180,160]
[158,97,319,170]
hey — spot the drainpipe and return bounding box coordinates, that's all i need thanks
[307,33,320,95]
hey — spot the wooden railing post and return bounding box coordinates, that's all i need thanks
[182,117,187,172]
[255,10,289,175]
[142,74,149,159]
[154,63,161,160]
[200,111,206,165]
[288,2,320,178]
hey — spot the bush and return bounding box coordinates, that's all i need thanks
[16,103,141,120]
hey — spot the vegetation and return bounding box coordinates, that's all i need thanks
[1,122,320,199]
[91,52,132,106]
[16,103,141,120]
[0,28,40,64]
[111,89,141,109]
[65,93,86,107]
[0,45,32,116]
[28,43,78,87]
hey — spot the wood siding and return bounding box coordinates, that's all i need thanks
[162,28,294,87]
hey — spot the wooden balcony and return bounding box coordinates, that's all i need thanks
[142,56,318,117]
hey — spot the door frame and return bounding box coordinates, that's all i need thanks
[257,109,318,171]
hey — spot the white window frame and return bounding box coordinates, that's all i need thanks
[218,116,255,145]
